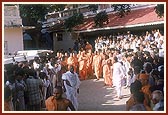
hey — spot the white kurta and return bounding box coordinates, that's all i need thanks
[112,62,125,97]
[62,71,81,110]
[113,62,125,87]
[124,60,131,86]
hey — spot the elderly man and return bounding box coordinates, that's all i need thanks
[62,66,81,110]
[151,90,164,111]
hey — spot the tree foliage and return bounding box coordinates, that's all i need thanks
[64,13,84,31]
[88,4,98,13]
[94,11,109,27]
[19,4,164,30]
[112,4,131,18]
[154,4,164,18]
[93,4,131,27]
[49,4,66,12]
[19,4,66,25]
[20,4,48,24]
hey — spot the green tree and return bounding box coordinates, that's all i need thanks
[94,11,109,27]
[19,4,66,49]
[64,13,84,31]
[19,4,164,32]
[93,4,131,28]
[154,4,164,18]
[88,4,98,13]
[19,4,66,25]
[112,4,131,18]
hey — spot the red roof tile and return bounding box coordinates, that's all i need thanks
[73,6,164,31]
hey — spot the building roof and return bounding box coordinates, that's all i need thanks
[73,6,164,33]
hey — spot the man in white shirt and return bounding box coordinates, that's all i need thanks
[62,66,81,110]
[112,57,126,99]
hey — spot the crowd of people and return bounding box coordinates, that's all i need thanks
[4,29,164,111]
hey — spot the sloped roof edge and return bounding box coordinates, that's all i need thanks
[74,21,164,33]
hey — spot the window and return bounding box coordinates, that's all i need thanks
[57,33,63,41]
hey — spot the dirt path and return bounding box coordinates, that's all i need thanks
[78,78,130,111]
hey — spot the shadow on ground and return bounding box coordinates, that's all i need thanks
[78,78,130,111]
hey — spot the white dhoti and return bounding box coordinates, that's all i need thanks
[62,71,81,110]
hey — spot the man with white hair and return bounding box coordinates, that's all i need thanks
[151,90,164,111]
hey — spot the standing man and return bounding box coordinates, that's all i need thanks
[12,68,27,111]
[67,53,75,72]
[86,49,94,79]
[112,57,125,99]
[78,50,87,80]
[62,66,81,110]
[45,86,75,111]
[26,69,43,111]
[103,59,112,87]
[85,41,92,52]
[93,50,102,80]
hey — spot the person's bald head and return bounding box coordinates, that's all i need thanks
[53,86,63,99]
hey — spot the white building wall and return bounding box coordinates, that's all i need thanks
[53,32,75,51]
[4,27,24,54]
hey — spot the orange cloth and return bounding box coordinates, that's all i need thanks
[86,53,93,78]
[67,57,74,66]
[73,55,78,73]
[64,57,68,65]
[61,61,68,74]
[4,100,11,111]
[45,96,57,111]
[45,96,71,111]
[139,74,149,80]
[126,95,152,111]
[141,84,151,95]
[103,64,112,86]
[78,54,87,80]
[141,84,151,108]
[85,44,92,52]
[93,54,102,79]
[67,57,77,72]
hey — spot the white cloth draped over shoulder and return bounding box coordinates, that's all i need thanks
[62,71,81,110]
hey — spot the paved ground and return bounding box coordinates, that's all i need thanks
[78,78,130,111]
